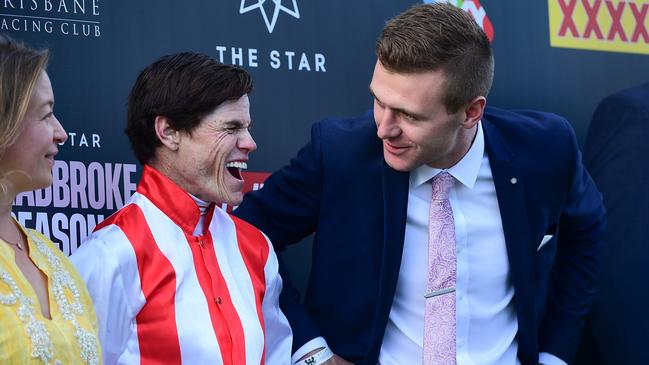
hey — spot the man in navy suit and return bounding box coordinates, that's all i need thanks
[574,83,649,365]
[235,3,605,365]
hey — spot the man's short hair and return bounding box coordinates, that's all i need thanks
[126,52,253,165]
[376,3,494,113]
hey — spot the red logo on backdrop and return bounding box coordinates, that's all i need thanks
[224,171,270,212]
[425,0,495,42]
[242,171,270,194]
[465,0,494,42]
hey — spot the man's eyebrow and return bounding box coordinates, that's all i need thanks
[368,87,425,120]
[368,86,378,101]
[222,119,250,128]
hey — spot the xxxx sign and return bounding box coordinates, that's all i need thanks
[549,0,649,55]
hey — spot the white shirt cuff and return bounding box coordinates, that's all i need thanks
[539,352,567,365]
[292,337,330,365]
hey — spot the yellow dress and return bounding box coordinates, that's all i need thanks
[0,220,102,365]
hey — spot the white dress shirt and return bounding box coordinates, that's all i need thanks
[296,123,565,365]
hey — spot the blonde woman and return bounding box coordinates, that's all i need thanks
[0,34,101,364]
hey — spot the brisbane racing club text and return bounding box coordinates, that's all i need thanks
[1,0,101,37]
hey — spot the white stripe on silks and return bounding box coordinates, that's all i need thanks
[260,233,293,365]
[210,208,265,365]
[101,222,146,310]
[135,195,222,364]
[118,320,141,365]
[85,223,144,365]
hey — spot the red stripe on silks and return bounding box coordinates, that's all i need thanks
[232,215,269,365]
[187,224,246,365]
[114,205,182,365]
[94,208,122,232]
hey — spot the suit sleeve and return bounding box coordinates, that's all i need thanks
[234,122,325,352]
[580,90,649,363]
[538,118,607,362]
[71,231,141,365]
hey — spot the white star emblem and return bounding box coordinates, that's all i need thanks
[240,0,300,33]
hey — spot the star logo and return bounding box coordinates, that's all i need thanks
[239,0,300,33]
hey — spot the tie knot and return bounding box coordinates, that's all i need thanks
[431,172,454,200]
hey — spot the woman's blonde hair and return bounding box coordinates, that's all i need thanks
[0,34,49,157]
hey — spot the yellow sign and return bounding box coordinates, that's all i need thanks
[549,0,649,55]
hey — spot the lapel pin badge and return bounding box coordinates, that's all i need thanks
[510,177,518,184]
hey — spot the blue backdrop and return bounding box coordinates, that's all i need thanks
[2,0,648,318]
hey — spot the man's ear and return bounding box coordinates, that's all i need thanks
[154,116,181,150]
[461,96,486,129]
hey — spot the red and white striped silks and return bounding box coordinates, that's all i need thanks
[72,165,292,365]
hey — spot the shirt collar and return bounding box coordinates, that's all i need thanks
[137,165,215,234]
[410,121,485,189]
[189,193,211,216]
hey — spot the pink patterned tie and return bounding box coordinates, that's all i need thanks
[423,172,456,365]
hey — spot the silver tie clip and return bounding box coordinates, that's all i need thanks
[424,287,455,299]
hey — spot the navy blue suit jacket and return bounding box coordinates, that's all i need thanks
[235,107,605,365]
[575,83,649,364]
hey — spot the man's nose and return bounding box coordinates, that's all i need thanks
[376,110,399,139]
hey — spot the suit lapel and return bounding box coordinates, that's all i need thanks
[366,159,409,363]
[482,120,537,363]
